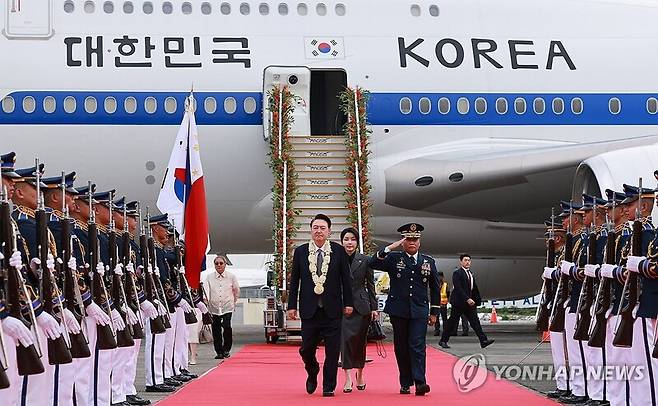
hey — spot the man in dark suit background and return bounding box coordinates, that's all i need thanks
[439,254,495,349]
[287,214,353,397]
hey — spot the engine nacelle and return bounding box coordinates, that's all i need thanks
[573,144,658,199]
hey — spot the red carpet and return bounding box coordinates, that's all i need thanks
[158,344,558,405]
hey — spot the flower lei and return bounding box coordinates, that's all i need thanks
[308,239,332,294]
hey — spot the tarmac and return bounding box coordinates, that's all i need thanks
[135,320,557,404]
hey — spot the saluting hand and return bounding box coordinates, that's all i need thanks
[386,238,406,252]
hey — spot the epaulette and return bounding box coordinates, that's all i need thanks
[421,254,435,262]
[642,220,654,231]
[73,219,89,232]
[97,223,108,233]
[13,205,35,220]
[154,240,164,249]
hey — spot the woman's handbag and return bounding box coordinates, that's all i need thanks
[199,325,213,344]
[367,318,386,341]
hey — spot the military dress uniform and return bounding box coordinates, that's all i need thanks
[369,223,440,395]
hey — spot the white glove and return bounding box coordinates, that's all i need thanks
[139,300,159,320]
[146,264,153,274]
[46,254,55,270]
[178,300,193,313]
[179,265,186,274]
[96,261,105,275]
[584,264,600,278]
[0,252,3,261]
[542,267,556,279]
[29,257,41,271]
[114,264,123,276]
[126,263,135,274]
[196,301,208,314]
[36,312,63,340]
[157,303,167,317]
[2,316,34,347]
[9,250,22,270]
[68,256,77,271]
[111,309,126,331]
[124,305,140,325]
[626,256,646,274]
[154,266,160,277]
[61,308,81,334]
[560,261,575,275]
[87,302,111,326]
[600,264,616,278]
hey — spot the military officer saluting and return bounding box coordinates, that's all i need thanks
[369,223,440,396]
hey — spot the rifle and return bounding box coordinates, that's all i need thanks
[1,186,45,375]
[108,193,134,348]
[549,204,573,333]
[0,189,12,386]
[121,204,144,339]
[588,206,616,347]
[35,162,72,365]
[138,206,166,334]
[573,202,597,341]
[58,173,90,358]
[536,208,555,332]
[88,183,117,350]
[171,219,197,325]
[613,179,643,347]
[146,208,172,329]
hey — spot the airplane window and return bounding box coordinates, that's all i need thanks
[22,96,36,114]
[204,97,217,114]
[104,97,117,114]
[278,3,288,15]
[429,5,439,16]
[533,98,545,114]
[438,97,450,114]
[316,3,327,15]
[64,0,75,13]
[123,1,134,13]
[571,98,583,114]
[143,1,153,14]
[419,97,431,114]
[335,4,346,15]
[399,97,412,114]
[124,97,137,114]
[220,2,231,14]
[244,97,257,114]
[2,96,15,114]
[475,97,486,114]
[410,4,421,16]
[240,3,250,15]
[259,3,269,15]
[224,97,237,114]
[182,2,192,14]
[201,2,212,14]
[84,97,98,114]
[164,97,177,114]
[84,1,95,13]
[145,97,157,114]
[162,2,173,14]
[514,98,526,114]
[103,1,114,13]
[457,97,469,114]
[647,98,658,114]
[496,98,507,114]
[297,3,308,15]
[552,98,564,114]
[609,97,621,114]
[64,96,77,114]
[43,96,56,113]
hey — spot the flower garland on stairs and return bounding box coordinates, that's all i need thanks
[267,85,299,298]
[339,87,374,253]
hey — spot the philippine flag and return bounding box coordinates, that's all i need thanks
[157,94,210,288]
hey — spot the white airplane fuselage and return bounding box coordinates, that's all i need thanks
[4,0,658,298]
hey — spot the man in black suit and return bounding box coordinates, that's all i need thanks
[439,254,494,349]
[287,214,353,397]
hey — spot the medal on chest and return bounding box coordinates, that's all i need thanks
[421,262,431,276]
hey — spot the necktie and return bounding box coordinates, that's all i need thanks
[409,255,415,265]
[316,249,323,276]
[467,270,473,290]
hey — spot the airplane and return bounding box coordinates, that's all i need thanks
[4,0,658,299]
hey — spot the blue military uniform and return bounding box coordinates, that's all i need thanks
[369,223,440,395]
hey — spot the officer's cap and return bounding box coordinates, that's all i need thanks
[581,194,607,211]
[14,164,46,187]
[397,223,423,238]
[1,152,19,178]
[604,189,626,207]
[124,201,139,217]
[92,190,116,206]
[620,184,654,204]
[74,183,97,201]
[112,196,125,211]
[148,213,169,227]
[41,172,79,194]
[544,219,566,235]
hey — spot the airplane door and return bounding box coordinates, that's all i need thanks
[263,66,311,138]
[3,0,53,39]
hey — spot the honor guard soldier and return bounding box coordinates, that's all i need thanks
[369,223,440,396]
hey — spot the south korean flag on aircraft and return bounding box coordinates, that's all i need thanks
[305,37,345,59]
[157,93,210,288]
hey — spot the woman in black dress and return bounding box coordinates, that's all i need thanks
[340,227,378,393]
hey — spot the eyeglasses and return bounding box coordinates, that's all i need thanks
[215,262,225,266]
